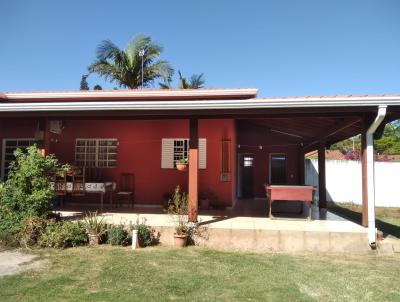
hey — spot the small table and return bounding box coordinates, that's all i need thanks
[53,182,116,211]
[265,185,315,220]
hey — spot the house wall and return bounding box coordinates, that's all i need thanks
[236,122,301,198]
[0,119,236,207]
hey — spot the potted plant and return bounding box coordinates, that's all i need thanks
[175,158,188,171]
[167,185,189,247]
[199,191,210,210]
[83,212,107,245]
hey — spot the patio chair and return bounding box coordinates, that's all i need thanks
[116,173,134,208]
[72,167,86,196]
[54,172,67,206]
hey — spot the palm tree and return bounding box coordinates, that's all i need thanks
[159,71,205,89]
[88,35,173,89]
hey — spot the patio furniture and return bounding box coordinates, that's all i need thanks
[72,168,85,196]
[265,185,315,220]
[54,173,67,206]
[116,173,134,208]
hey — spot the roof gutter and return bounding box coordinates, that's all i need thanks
[0,97,400,112]
[366,105,387,248]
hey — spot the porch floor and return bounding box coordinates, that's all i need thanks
[56,198,366,234]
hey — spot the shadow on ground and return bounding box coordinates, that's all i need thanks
[328,202,400,239]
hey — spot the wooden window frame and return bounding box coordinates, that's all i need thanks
[75,138,118,168]
[1,138,36,180]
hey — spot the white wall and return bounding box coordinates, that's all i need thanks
[305,159,400,207]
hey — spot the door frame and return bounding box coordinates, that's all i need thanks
[268,153,288,185]
[237,153,255,198]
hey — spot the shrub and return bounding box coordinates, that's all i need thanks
[20,216,47,248]
[166,185,189,235]
[0,145,69,246]
[82,212,107,237]
[39,220,87,248]
[107,225,128,246]
[131,217,160,247]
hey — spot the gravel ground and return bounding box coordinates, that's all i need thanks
[0,250,44,277]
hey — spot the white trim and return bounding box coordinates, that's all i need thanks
[2,88,258,100]
[0,95,400,112]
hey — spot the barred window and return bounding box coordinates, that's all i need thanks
[75,139,118,168]
[173,139,189,166]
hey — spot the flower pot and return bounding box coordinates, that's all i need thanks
[173,234,188,247]
[200,198,210,210]
[176,163,188,172]
[88,233,99,245]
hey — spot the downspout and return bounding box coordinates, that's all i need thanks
[366,105,387,248]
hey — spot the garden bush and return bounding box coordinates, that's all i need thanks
[20,216,47,248]
[0,145,69,246]
[131,218,160,247]
[107,225,128,246]
[39,220,87,248]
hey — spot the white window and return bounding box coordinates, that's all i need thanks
[161,138,206,169]
[75,139,118,168]
[1,138,36,180]
[173,139,189,165]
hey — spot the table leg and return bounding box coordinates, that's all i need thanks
[269,200,273,219]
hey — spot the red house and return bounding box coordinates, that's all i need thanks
[1,89,400,247]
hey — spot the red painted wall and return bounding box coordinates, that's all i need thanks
[0,119,236,207]
[236,122,301,198]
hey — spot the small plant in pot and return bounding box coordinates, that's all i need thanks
[167,185,189,247]
[175,158,188,172]
[83,212,107,245]
[199,191,210,210]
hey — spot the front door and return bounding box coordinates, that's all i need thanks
[269,153,287,184]
[239,154,255,198]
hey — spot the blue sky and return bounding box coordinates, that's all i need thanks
[1,0,399,97]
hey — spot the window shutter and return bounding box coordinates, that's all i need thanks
[161,139,174,168]
[199,138,207,169]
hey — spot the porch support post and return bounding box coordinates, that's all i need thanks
[298,145,305,185]
[361,129,368,227]
[188,118,199,222]
[43,119,50,156]
[318,142,326,209]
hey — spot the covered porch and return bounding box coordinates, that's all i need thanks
[1,90,400,249]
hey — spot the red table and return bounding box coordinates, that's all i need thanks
[265,185,315,220]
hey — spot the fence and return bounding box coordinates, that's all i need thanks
[305,159,400,207]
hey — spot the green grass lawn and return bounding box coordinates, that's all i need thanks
[328,202,400,238]
[1,246,400,302]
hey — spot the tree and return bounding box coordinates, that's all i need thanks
[88,35,173,89]
[159,70,205,89]
[93,85,102,90]
[80,74,90,90]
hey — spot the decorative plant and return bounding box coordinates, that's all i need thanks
[176,158,188,164]
[130,216,160,247]
[83,212,107,244]
[0,145,69,247]
[107,224,128,246]
[167,185,189,235]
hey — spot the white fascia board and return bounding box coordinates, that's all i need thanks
[3,89,258,100]
[0,97,400,112]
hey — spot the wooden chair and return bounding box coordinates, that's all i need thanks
[72,167,86,196]
[116,173,134,208]
[54,173,67,206]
